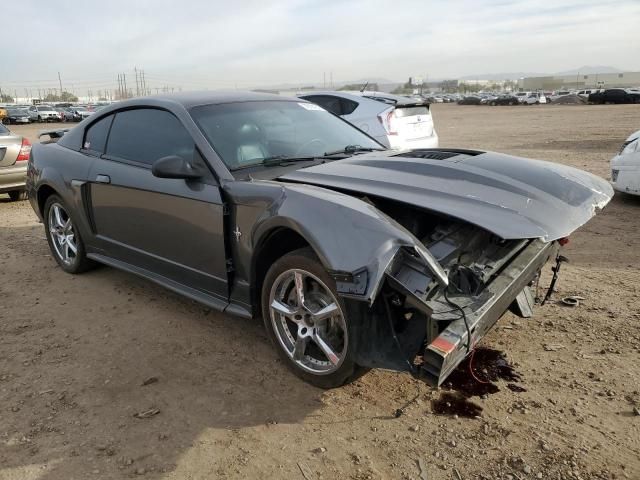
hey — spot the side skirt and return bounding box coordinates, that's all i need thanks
[87,253,252,319]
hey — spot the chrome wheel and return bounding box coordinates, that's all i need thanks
[269,269,347,375]
[48,203,77,265]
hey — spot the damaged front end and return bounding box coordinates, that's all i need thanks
[348,211,561,387]
[279,149,614,386]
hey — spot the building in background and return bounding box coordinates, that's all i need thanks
[518,72,640,91]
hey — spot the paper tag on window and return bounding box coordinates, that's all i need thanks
[298,102,324,111]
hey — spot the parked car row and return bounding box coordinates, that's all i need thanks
[0,103,112,124]
[456,87,640,106]
[457,93,546,106]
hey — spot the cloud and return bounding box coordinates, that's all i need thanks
[2,0,639,94]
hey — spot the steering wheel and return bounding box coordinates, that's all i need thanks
[295,138,326,156]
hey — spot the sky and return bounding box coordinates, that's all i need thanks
[1,0,639,95]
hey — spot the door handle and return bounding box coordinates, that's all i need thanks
[95,174,111,184]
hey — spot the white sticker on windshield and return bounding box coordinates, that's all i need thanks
[298,102,325,111]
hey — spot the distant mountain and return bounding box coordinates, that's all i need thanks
[253,77,396,92]
[554,65,623,75]
[456,66,624,81]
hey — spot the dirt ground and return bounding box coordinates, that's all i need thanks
[1,104,639,480]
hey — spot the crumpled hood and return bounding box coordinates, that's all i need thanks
[279,150,613,241]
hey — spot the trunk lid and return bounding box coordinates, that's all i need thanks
[279,149,613,242]
[392,104,434,140]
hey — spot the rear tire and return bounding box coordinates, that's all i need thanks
[261,247,364,388]
[8,190,27,201]
[43,194,95,274]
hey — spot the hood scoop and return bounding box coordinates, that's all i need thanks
[394,148,483,161]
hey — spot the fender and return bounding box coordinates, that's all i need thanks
[225,179,440,304]
[29,143,95,239]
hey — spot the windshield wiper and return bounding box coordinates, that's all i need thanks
[231,155,320,171]
[323,145,385,156]
[261,155,318,166]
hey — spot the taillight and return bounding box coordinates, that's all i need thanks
[17,137,32,162]
[377,108,398,136]
[558,237,570,246]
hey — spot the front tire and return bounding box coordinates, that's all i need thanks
[261,248,361,388]
[43,195,95,274]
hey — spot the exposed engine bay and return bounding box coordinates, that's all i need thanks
[351,197,556,386]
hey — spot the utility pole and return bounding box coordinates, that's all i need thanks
[135,67,140,96]
[122,74,128,99]
[142,70,147,96]
[58,72,63,97]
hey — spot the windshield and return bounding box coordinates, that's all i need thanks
[37,105,54,111]
[190,100,382,170]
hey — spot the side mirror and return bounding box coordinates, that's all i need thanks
[152,155,201,180]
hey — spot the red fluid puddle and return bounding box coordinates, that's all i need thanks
[431,392,483,418]
[431,347,525,417]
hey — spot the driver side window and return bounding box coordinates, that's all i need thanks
[105,109,194,166]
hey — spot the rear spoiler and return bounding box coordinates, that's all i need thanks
[362,95,430,109]
[38,128,70,142]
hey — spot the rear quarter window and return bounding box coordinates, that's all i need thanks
[83,115,114,154]
[340,98,358,115]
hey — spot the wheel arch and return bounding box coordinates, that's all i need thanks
[250,225,316,316]
[36,183,58,218]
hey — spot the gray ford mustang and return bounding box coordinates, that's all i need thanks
[27,91,613,388]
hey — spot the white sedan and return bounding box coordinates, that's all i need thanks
[611,129,640,196]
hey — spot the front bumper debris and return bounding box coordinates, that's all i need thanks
[420,239,558,386]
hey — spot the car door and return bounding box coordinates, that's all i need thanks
[87,108,229,304]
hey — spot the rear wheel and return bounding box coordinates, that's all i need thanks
[261,248,362,388]
[7,190,27,201]
[44,195,95,274]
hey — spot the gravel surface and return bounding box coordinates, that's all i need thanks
[1,104,639,479]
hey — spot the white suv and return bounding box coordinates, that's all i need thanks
[297,91,438,150]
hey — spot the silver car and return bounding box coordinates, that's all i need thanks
[27,105,60,123]
[0,123,31,200]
